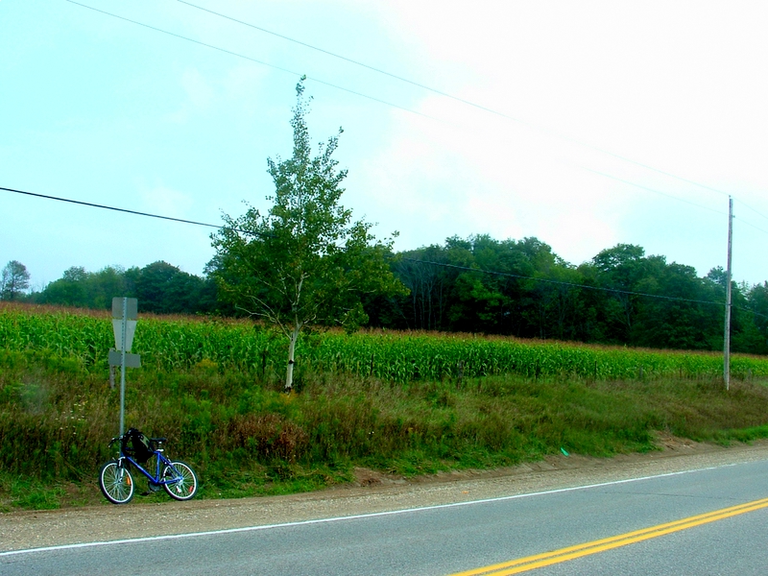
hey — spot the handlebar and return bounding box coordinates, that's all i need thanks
[108,434,167,449]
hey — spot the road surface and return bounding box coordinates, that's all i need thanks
[3,440,768,574]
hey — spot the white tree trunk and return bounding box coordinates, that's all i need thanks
[285,325,300,392]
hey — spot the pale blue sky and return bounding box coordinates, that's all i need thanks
[2,0,767,290]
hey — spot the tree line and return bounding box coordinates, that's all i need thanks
[4,81,767,359]
[375,236,768,355]
[2,260,216,315]
[4,236,768,355]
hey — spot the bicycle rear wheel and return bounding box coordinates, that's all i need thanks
[163,461,198,501]
[99,460,135,504]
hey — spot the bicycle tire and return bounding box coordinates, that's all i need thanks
[163,461,198,501]
[99,460,135,504]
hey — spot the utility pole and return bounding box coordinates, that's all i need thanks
[724,196,733,390]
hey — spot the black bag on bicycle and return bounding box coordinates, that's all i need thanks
[122,428,153,463]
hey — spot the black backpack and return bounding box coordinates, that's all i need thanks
[122,428,154,463]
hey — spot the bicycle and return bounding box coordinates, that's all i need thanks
[99,428,198,505]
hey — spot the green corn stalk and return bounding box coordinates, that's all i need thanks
[3,304,768,383]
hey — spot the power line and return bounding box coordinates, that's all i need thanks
[581,168,726,216]
[735,216,768,237]
[176,0,512,121]
[177,0,738,203]
[404,258,768,320]
[405,258,722,307]
[5,184,767,319]
[62,0,436,121]
[48,0,768,291]
[1,186,224,229]
[737,198,768,225]
[65,0,738,221]
[175,1,768,231]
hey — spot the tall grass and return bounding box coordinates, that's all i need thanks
[2,302,768,510]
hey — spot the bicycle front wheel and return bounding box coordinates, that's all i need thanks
[163,461,198,501]
[99,460,135,504]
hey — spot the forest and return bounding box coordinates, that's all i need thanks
[4,234,768,355]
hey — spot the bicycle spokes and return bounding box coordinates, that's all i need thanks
[101,434,197,504]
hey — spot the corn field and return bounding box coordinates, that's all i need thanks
[6,302,768,509]
[2,302,767,383]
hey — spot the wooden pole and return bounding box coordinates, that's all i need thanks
[724,197,733,390]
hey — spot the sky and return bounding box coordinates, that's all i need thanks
[2,0,768,292]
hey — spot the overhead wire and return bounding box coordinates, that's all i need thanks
[734,216,768,237]
[61,0,437,120]
[403,258,768,320]
[1,186,224,229]
[580,168,726,216]
[174,0,753,223]
[737,198,768,225]
[175,0,519,124]
[176,0,740,204]
[63,0,731,220]
[5,182,765,319]
[48,1,768,286]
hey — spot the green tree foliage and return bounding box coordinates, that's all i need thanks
[372,236,768,355]
[35,263,215,314]
[134,261,215,314]
[1,260,30,301]
[737,282,768,355]
[38,266,98,308]
[383,235,578,338]
[210,79,407,391]
[14,231,768,355]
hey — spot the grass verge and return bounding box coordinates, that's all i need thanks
[2,347,768,510]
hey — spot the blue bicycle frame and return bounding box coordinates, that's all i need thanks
[117,443,182,487]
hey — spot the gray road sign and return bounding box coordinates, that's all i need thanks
[109,349,141,368]
[112,297,137,320]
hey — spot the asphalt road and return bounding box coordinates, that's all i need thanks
[3,458,768,575]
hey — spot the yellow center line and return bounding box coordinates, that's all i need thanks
[449,497,768,576]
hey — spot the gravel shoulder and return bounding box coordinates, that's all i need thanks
[3,437,768,553]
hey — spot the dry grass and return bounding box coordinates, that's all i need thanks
[3,305,768,509]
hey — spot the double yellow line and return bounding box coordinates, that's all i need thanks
[450,497,768,575]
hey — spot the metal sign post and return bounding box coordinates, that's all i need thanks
[110,297,140,436]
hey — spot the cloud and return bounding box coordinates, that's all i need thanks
[167,68,215,124]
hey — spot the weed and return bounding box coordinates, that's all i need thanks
[3,305,768,510]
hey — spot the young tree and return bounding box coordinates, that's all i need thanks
[210,79,406,392]
[1,260,31,301]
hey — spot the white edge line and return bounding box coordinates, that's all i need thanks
[0,461,742,558]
